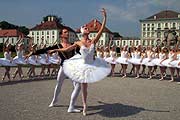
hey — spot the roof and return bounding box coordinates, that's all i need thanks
[145,10,180,20]
[30,21,64,30]
[0,29,24,37]
[76,19,112,33]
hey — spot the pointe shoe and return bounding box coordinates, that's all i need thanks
[67,107,81,113]
[82,109,87,116]
[159,77,164,81]
[48,103,58,108]
[135,76,139,79]
[148,76,152,80]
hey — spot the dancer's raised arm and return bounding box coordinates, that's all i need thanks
[92,8,107,44]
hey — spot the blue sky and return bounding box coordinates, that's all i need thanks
[0,0,180,37]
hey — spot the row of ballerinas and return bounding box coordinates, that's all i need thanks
[96,44,180,82]
[0,37,61,81]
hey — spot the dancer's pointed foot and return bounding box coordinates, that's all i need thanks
[82,108,87,116]
[67,107,81,113]
[48,103,58,108]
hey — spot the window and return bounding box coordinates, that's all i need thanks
[152,24,154,26]
[143,24,146,26]
[32,32,34,35]
[173,23,176,27]
[136,41,139,46]
[147,32,150,37]
[37,32,39,35]
[152,27,154,31]
[151,32,154,37]
[165,23,168,27]
[42,31,44,35]
[147,27,150,31]
[157,32,161,38]
[130,41,132,46]
[158,23,161,28]
[143,32,146,37]
[143,28,146,31]
[12,38,14,43]
[123,41,126,46]
[52,31,54,35]
[147,24,150,26]
[47,31,49,35]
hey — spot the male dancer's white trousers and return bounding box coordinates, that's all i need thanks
[50,66,81,109]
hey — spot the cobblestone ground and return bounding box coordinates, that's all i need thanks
[0,65,180,120]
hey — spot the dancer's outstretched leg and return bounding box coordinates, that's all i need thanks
[67,81,81,113]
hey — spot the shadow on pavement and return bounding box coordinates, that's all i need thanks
[87,101,170,117]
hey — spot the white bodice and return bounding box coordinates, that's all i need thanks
[4,51,11,60]
[168,52,175,60]
[159,53,166,60]
[110,51,116,57]
[16,50,24,58]
[104,52,109,58]
[121,51,128,58]
[80,44,95,64]
[134,51,141,59]
[96,51,103,58]
[52,52,59,59]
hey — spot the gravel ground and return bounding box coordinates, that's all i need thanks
[0,65,180,120]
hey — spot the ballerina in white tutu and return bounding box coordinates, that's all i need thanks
[96,46,104,58]
[116,45,129,78]
[12,35,26,80]
[26,42,39,78]
[49,8,110,116]
[161,47,177,82]
[103,46,110,59]
[105,43,117,77]
[0,38,16,81]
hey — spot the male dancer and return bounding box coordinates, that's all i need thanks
[26,28,81,113]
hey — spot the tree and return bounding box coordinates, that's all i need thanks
[0,21,29,35]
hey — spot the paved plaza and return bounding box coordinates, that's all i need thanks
[0,66,180,120]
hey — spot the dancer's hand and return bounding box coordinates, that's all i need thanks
[101,8,106,17]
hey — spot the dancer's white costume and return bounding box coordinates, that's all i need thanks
[129,51,141,65]
[13,50,26,65]
[142,51,155,66]
[116,51,129,64]
[152,53,166,66]
[105,51,117,64]
[103,51,109,59]
[0,51,16,66]
[49,52,61,65]
[63,44,111,83]
[96,51,103,58]
[161,52,176,67]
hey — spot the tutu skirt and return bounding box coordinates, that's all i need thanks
[63,54,111,83]
[105,57,117,64]
[27,56,40,66]
[0,58,17,66]
[128,58,142,65]
[49,57,61,64]
[13,56,27,65]
[161,59,177,68]
[142,58,155,66]
[116,57,129,64]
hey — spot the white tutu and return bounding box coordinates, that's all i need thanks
[151,58,164,66]
[161,59,176,68]
[27,56,40,66]
[63,54,111,83]
[0,58,17,66]
[142,58,155,66]
[13,56,27,65]
[128,58,142,65]
[49,57,61,64]
[116,57,129,64]
[38,58,51,65]
[105,57,117,64]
